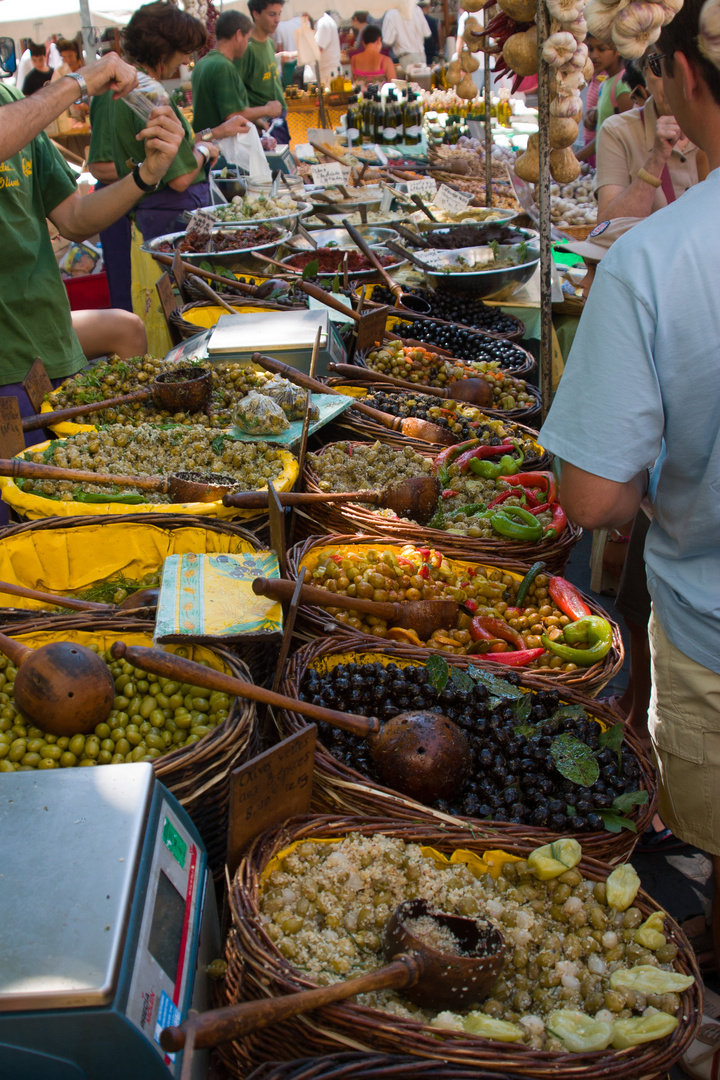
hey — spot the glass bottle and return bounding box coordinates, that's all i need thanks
[346,95,363,147]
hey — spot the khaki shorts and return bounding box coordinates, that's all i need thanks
[648,609,720,856]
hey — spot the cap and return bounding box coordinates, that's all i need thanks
[561,217,643,263]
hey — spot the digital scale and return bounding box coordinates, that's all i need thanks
[0,764,221,1080]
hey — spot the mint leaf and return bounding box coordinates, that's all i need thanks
[513,694,532,722]
[566,803,577,818]
[426,654,449,692]
[450,666,476,693]
[467,666,524,700]
[552,704,589,723]
[612,789,648,814]
[211,434,227,455]
[301,258,320,281]
[599,723,625,753]
[599,809,638,834]
[550,733,600,787]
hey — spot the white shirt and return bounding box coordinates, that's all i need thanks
[315,12,341,72]
[274,16,302,53]
[381,7,430,58]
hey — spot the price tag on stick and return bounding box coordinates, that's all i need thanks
[22,358,54,413]
[226,726,316,875]
[0,397,26,459]
[356,306,389,352]
[404,178,437,198]
[310,162,345,186]
[432,183,474,214]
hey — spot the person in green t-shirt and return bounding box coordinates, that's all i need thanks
[88,91,132,311]
[239,0,291,144]
[191,10,282,141]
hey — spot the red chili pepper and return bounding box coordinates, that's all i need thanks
[330,554,343,564]
[442,489,461,499]
[487,489,516,509]
[464,598,479,613]
[521,487,539,508]
[418,548,431,560]
[470,616,526,650]
[433,438,482,474]
[544,504,568,540]
[418,564,430,579]
[482,648,545,667]
[502,471,557,502]
[528,502,551,516]
[548,576,591,621]
[455,442,516,475]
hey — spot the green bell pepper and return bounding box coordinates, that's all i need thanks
[542,615,613,666]
[490,505,543,541]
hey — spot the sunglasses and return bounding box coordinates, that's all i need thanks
[647,52,667,77]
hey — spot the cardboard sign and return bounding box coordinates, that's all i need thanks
[356,305,389,351]
[0,397,26,459]
[310,162,346,186]
[403,178,437,198]
[267,479,287,578]
[432,184,474,213]
[22,358,54,413]
[185,207,217,245]
[380,187,394,214]
[156,273,178,318]
[226,726,316,875]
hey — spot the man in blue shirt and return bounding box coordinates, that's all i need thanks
[539,0,720,977]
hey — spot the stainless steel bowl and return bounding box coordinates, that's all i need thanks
[198,200,313,230]
[417,208,519,230]
[411,229,540,300]
[286,226,400,252]
[277,244,406,282]
[209,173,247,201]
[141,222,293,274]
[308,185,384,215]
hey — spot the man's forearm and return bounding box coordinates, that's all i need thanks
[1,78,78,160]
[242,104,277,122]
[49,169,148,241]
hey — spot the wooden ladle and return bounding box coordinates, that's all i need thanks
[0,578,157,615]
[109,642,471,804]
[0,459,239,504]
[342,218,432,314]
[21,367,212,433]
[328,362,494,409]
[0,630,115,736]
[160,898,505,1053]
[251,577,467,639]
[248,349,454,446]
[223,476,441,526]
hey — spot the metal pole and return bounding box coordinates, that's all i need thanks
[78,0,93,60]
[483,8,492,208]
[536,0,553,421]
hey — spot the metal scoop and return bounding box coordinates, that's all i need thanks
[158,898,505,1055]
[21,367,212,432]
[0,578,157,615]
[342,218,432,313]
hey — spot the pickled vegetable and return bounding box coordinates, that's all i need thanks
[548,1009,613,1052]
[528,839,582,880]
[606,864,640,912]
[609,966,695,995]
[610,1011,679,1048]
[463,1013,525,1041]
[635,911,667,951]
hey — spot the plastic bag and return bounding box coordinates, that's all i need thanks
[216,123,271,180]
[121,71,170,122]
[234,391,290,435]
[255,376,319,422]
[295,22,320,66]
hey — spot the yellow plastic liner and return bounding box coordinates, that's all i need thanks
[0,522,256,611]
[15,627,231,676]
[0,440,298,522]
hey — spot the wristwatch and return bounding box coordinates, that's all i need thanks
[199,128,214,140]
[64,71,88,103]
[132,162,160,193]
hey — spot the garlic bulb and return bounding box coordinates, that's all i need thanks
[546,0,588,22]
[550,92,584,115]
[611,0,664,56]
[568,41,590,66]
[699,0,720,60]
[585,0,622,44]
[556,63,587,91]
[565,14,589,36]
[583,53,595,80]
[657,0,683,22]
[542,31,580,65]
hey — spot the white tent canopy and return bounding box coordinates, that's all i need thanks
[0,0,147,46]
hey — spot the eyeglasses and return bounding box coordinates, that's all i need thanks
[647,52,667,77]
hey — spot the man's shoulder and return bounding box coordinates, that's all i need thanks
[194,50,229,74]
[600,107,643,141]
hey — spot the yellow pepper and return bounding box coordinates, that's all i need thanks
[611,1011,679,1048]
[635,910,667,950]
[610,965,695,995]
[463,1013,524,1041]
[528,838,582,880]
[548,1009,613,1053]
[605,863,640,911]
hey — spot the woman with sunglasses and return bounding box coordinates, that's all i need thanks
[595,49,703,220]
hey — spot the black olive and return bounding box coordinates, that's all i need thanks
[587,812,604,830]
[576,799,592,816]
[548,798,564,814]
[550,813,566,830]
[573,816,588,831]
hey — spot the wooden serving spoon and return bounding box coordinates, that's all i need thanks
[110,642,471,805]
[251,577,467,639]
[328,362,495,409]
[0,459,238,504]
[410,193,438,222]
[223,476,441,526]
[160,898,505,1055]
[342,218,432,314]
[248,349,454,447]
[22,367,212,433]
[0,630,115,736]
[0,578,157,614]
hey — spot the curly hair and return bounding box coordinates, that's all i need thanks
[122,1,206,69]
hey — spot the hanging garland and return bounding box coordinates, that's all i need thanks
[182,0,219,55]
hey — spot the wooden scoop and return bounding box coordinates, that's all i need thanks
[0,578,157,614]
[160,898,505,1053]
[342,218,430,313]
[21,367,212,432]
[0,630,115,736]
[251,577,465,639]
[224,476,441,526]
[328,362,494,409]
[410,193,438,222]
[109,642,471,805]
[0,458,238,504]
[248,350,454,446]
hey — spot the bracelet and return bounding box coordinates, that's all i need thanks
[196,144,211,164]
[131,163,159,193]
[637,167,662,188]
[63,71,88,103]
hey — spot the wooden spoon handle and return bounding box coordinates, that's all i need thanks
[149,251,261,296]
[222,490,381,509]
[0,458,166,492]
[0,630,33,667]
[161,956,420,1052]
[410,194,438,222]
[0,579,111,612]
[296,280,361,323]
[327,364,449,399]
[385,241,430,273]
[252,577,399,620]
[22,389,152,432]
[250,352,332,396]
[342,218,402,300]
[109,643,379,738]
[187,274,238,315]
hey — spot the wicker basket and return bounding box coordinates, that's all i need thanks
[218,815,700,1078]
[286,536,623,696]
[556,224,596,241]
[0,513,275,679]
[355,354,541,426]
[322,379,552,466]
[278,635,652,862]
[299,444,581,575]
[244,1053,539,1080]
[0,618,258,876]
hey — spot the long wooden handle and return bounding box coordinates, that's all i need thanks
[0,458,166,491]
[394,223,430,249]
[252,576,399,620]
[109,643,380,738]
[411,194,438,222]
[250,352,331,397]
[161,955,420,1052]
[187,274,237,315]
[149,251,260,296]
[222,489,381,509]
[21,389,151,432]
[385,241,430,273]
[327,364,449,399]
[0,630,33,667]
[0,579,111,612]
[295,280,361,323]
[342,218,402,299]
